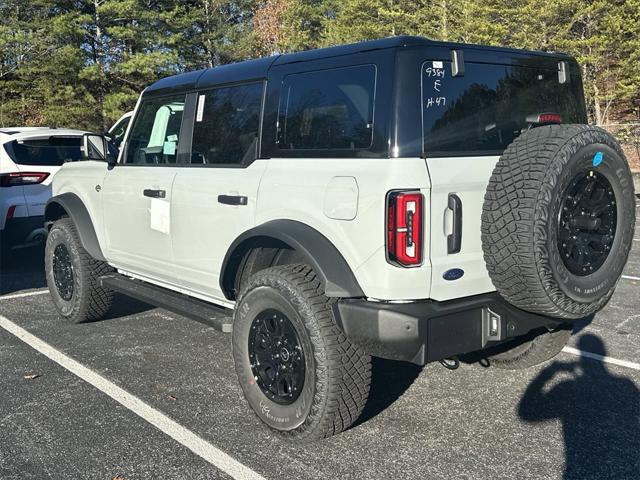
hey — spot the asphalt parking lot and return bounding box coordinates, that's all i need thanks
[1,210,639,480]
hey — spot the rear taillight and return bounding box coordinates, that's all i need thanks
[6,205,16,221]
[526,112,562,125]
[387,191,424,267]
[0,172,49,187]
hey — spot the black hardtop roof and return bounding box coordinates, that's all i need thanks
[144,36,573,96]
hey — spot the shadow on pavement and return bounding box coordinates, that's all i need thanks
[1,243,154,319]
[0,244,46,295]
[518,334,640,480]
[354,357,423,428]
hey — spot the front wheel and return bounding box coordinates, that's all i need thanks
[45,218,113,323]
[232,264,371,441]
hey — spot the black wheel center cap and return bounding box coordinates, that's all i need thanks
[280,347,290,362]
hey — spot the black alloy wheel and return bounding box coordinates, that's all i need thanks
[557,170,617,276]
[248,308,305,405]
[52,243,74,300]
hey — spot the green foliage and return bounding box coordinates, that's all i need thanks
[0,0,637,130]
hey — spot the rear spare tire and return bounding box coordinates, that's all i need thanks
[482,125,635,319]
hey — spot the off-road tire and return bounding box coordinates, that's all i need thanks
[232,264,371,441]
[45,218,113,323]
[482,125,635,320]
[487,326,572,370]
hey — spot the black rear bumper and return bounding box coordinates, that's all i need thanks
[333,293,568,365]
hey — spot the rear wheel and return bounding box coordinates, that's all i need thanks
[232,264,371,441]
[45,218,113,323]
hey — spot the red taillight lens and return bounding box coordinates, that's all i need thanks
[6,205,16,221]
[387,191,424,267]
[0,172,49,187]
[538,113,562,124]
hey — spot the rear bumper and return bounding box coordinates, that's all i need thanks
[0,215,46,248]
[333,293,569,365]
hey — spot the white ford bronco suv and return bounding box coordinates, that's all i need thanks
[44,37,636,441]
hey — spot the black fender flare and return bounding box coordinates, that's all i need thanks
[44,193,106,262]
[221,220,364,300]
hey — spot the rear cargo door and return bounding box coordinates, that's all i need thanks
[421,56,587,301]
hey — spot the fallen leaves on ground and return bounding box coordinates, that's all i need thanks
[23,374,40,380]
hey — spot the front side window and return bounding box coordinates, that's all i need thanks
[277,65,376,151]
[421,61,587,155]
[191,83,263,165]
[125,95,185,164]
[5,137,82,166]
[109,115,131,149]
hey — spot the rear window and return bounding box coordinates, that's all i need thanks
[422,61,587,156]
[277,65,376,151]
[5,137,82,166]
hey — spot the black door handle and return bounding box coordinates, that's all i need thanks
[218,195,248,206]
[143,189,166,198]
[447,193,462,254]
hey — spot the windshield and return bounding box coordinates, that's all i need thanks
[422,61,587,156]
[5,137,83,166]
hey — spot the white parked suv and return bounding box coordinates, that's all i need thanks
[0,127,87,255]
[44,37,636,441]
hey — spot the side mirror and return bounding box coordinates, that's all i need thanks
[82,133,109,161]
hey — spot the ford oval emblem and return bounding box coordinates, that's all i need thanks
[443,268,464,281]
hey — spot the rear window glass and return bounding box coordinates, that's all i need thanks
[277,65,376,151]
[5,137,82,166]
[422,61,587,155]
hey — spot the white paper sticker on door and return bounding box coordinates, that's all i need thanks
[149,198,170,234]
[196,94,206,122]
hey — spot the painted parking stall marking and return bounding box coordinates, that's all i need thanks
[0,289,49,301]
[562,346,640,371]
[0,314,266,480]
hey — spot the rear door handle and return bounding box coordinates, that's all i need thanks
[447,193,462,254]
[143,189,166,199]
[218,195,248,206]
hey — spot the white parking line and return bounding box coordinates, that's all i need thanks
[562,346,640,371]
[622,275,640,281]
[0,289,49,301]
[0,315,265,480]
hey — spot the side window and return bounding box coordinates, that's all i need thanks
[109,115,131,149]
[191,83,263,165]
[124,95,185,164]
[277,65,376,151]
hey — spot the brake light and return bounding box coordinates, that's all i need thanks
[387,191,424,267]
[526,112,562,125]
[0,172,49,187]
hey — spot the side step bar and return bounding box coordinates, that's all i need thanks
[99,273,233,333]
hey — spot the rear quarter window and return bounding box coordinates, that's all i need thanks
[277,65,376,152]
[421,61,587,156]
[5,137,82,166]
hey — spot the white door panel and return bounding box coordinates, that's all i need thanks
[171,160,267,299]
[102,166,177,282]
[426,156,498,300]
